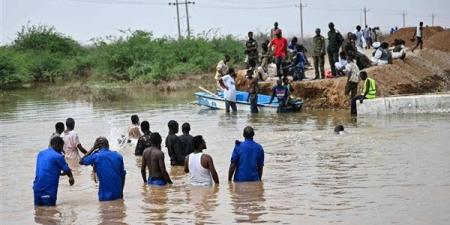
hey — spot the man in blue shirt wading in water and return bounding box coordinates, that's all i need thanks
[228,126,265,182]
[80,137,126,201]
[33,136,75,206]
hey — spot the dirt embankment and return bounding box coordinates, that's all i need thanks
[236,28,450,109]
[383,26,445,48]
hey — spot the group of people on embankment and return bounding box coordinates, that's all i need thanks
[214,21,427,114]
[33,115,264,206]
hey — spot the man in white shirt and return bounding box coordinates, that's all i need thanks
[63,118,88,160]
[219,68,237,113]
[215,55,230,89]
[184,135,219,186]
[411,21,424,53]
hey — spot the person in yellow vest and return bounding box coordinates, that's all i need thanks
[350,71,376,115]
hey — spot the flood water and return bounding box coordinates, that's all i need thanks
[1,88,450,225]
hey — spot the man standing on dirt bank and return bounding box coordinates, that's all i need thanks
[312,28,326,80]
[247,69,259,113]
[350,71,377,115]
[215,55,230,89]
[219,68,238,113]
[344,55,360,99]
[270,22,281,40]
[411,22,424,53]
[166,120,184,166]
[245,31,258,68]
[33,137,74,206]
[80,137,126,201]
[269,30,288,80]
[228,126,264,182]
[327,22,344,77]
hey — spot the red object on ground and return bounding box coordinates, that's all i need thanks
[325,70,333,79]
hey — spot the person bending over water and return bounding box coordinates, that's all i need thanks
[228,126,264,182]
[184,135,219,186]
[80,137,126,201]
[142,132,173,186]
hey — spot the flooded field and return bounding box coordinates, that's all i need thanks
[1,89,449,224]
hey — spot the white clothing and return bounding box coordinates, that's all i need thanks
[354,30,367,49]
[268,63,277,77]
[255,66,268,81]
[63,130,81,160]
[215,60,228,80]
[416,26,422,38]
[335,58,348,70]
[221,75,236,101]
[344,62,360,83]
[188,153,212,186]
[371,49,388,65]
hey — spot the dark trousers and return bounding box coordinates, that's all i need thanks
[275,56,285,80]
[249,93,258,113]
[350,95,366,115]
[225,100,237,113]
[327,50,339,76]
[345,81,358,99]
[313,55,325,79]
[412,37,423,52]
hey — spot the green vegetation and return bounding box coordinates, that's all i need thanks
[0,25,244,85]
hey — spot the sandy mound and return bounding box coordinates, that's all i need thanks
[424,30,450,52]
[383,26,444,48]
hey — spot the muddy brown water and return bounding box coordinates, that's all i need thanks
[1,88,449,225]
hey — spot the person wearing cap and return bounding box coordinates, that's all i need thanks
[80,137,126,201]
[269,29,288,80]
[327,22,344,77]
[312,28,326,79]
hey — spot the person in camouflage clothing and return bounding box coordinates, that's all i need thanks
[312,28,326,79]
[327,22,344,77]
[245,31,258,68]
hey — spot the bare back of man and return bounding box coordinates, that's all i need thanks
[141,146,172,186]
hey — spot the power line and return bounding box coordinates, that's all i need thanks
[362,6,369,27]
[168,1,182,40]
[401,10,407,27]
[184,1,195,38]
[295,0,307,43]
[67,0,167,5]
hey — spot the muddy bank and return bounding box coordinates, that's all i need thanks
[236,49,450,109]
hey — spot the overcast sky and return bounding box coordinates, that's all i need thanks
[1,0,449,44]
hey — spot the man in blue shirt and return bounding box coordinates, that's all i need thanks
[33,137,75,206]
[228,126,264,182]
[80,137,126,201]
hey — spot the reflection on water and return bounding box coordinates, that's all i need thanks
[1,88,450,225]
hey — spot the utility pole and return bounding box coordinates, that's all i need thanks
[431,13,435,26]
[184,0,195,38]
[401,10,407,27]
[362,6,369,27]
[169,0,195,39]
[295,0,307,43]
[168,0,182,40]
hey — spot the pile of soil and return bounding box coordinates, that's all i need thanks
[424,30,450,52]
[383,26,444,48]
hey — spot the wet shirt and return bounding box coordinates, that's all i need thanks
[231,139,264,182]
[33,148,70,198]
[135,132,152,156]
[80,148,126,201]
[270,37,288,58]
[63,130,81,160]
[179,133,194,156]
[165,133,185,165]
[222,75,236,101]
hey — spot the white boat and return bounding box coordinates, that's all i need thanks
[194,90,303,113]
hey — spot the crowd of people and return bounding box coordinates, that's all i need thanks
[33,116,264,206]
[214,21,426,115]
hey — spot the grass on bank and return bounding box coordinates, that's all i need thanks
[0,25,245,85]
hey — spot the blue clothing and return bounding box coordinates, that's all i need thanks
[270,85,288,104]
[80,148,126,201]
[33,148,70,206]
[230,139,264,182]
[148,177,167,186]
[34,194,56,206]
